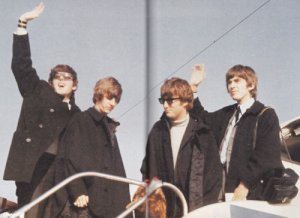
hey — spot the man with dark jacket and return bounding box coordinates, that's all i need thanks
[3,3,80,208]
[140,77,222,217]
[190,64,283,201]
[55,77,131,217]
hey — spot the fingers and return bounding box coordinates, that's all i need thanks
[193,64,204,72]
[232,183,248,201]
[74,195,89,208]
[34,2,45,16]
[190,63,206,88]
[20,2,45,22]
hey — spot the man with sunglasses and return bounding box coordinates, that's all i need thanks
[3,3,80,209]
[140,77,222,217]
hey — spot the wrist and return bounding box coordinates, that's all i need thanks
[18,19,27,29]
[19,16,27,23]
[190,84,198,93]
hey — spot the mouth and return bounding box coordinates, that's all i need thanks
[230,90,237,95]
[106,107,113,111]
[58,83,65,88]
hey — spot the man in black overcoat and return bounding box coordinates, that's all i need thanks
[3,3,80,208]
[189,64,283,201]
[140,77,222,217]
[54,77,131,218]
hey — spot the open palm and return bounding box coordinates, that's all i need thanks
[20,2,45,22]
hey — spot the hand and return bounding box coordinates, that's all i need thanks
[190,64,205,92]
[232,182,249,201]
[19,2,45,23]
[74,195,89,208]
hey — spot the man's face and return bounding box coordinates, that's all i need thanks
[227,76,253,104]
[96,95,118,115]
[160,96,188,122]
[52,72,77,99]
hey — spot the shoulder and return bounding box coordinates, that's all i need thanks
[68,110,90,125]
[189,115,211,132]
[219,104,236,113]
[251,102,280,130]
[148,119,168,139]
[252,101,278,119]
[151,119,166,132]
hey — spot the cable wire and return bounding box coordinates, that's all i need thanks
[118,0,271,119]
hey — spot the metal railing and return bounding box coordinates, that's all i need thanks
[9,172,188,218]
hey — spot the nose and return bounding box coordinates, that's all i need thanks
[163,101,169,109]
[228,81,236,90]
[109,98,117,107]
[57,75,65,81]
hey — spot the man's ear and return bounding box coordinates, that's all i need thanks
[72,86,77,91]
[182,101,189,109]
[248,84,255,92]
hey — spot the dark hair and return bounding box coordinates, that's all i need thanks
[161,77,193,110]
[93,77,122,104]
[226,64,258,99]
[48,64,78,85]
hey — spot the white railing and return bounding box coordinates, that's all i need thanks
[9,172,188,218]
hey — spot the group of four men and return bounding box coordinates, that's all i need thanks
[3,3,283,218]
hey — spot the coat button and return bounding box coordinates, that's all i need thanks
[25,138,32,143]
[49,108,55,112]
[38,124,43,128]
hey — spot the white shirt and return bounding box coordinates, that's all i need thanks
[220,98,255,164]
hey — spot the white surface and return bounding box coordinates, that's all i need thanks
[184,160,300,218]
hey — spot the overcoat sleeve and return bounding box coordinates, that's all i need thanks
[140,131,159,181]
[190,98,227,131]
[11,34,40,96]
[60,117,88,202]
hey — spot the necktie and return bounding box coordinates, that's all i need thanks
[235,106,241,123]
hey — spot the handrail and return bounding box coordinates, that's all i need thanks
[9,172,188,218]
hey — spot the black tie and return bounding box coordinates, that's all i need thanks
[235,106,241,123]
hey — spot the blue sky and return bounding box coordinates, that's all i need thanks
[1,0,300,201]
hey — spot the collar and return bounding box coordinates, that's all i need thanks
[87,107,106,122]
[87,107,120,127]
[160,112,209,132]
[238,98,255,115]
[169,114,190,127]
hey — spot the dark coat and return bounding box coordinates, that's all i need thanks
[56,107,131,218]
[3,34,80,183]
[191,98,283,193]
[140,114,222,217]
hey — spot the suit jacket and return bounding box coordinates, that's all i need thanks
[191,98,283,192]
[3,34,80,183]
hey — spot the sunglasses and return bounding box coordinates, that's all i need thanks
[54,73,73,81]
[158,97,180,105]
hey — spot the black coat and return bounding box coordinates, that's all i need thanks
[3,34,80,183]
[140,114,222,217]
[56,107,131,217]
[191,98,283,193]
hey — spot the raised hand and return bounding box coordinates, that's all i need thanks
[19,2,45,23]
[190,64,206,87]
